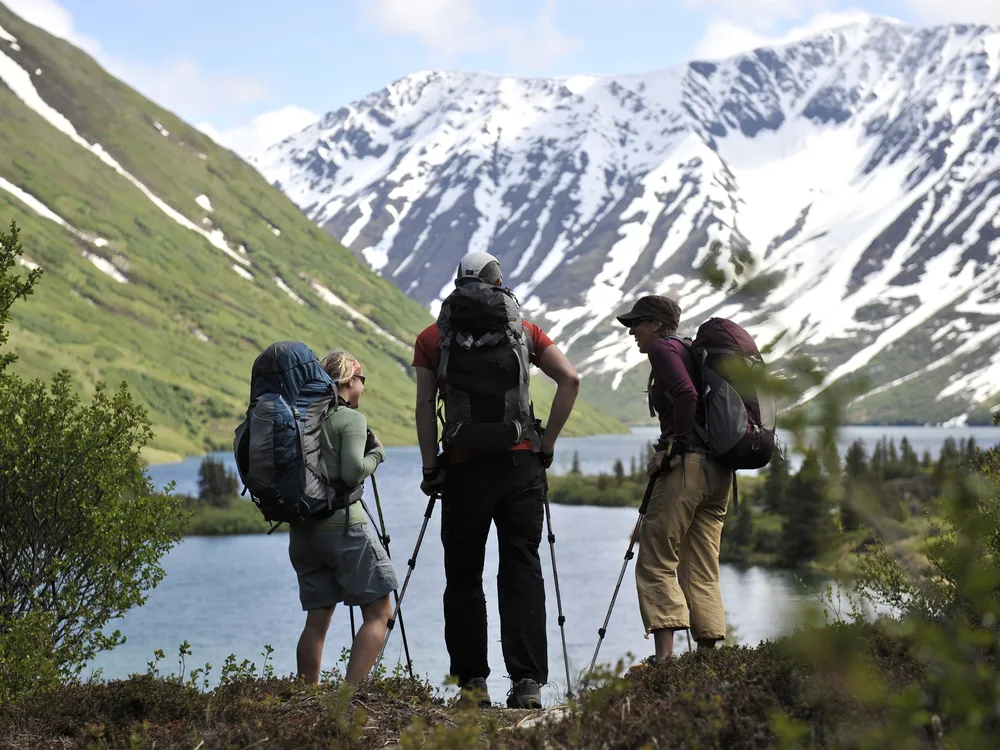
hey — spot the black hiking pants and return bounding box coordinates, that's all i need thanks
[440,450,548,686]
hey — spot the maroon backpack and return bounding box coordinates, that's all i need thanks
[668,318,776,471]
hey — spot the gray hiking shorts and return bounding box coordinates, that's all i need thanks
[288,518,399,611]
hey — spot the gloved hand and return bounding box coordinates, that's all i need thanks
[420,465,447,496]
[648,451,681,477]
[647,450,666,477]
[365,429,382,453]
[540,433,555,470]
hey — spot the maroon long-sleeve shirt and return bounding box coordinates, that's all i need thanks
[646,337,699,451]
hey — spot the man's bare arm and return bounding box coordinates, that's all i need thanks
[535,345,581,454]
[414,366,440,468]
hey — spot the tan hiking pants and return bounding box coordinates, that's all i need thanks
[635,452,733,641]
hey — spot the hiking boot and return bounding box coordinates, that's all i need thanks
[460,677,491,708]
[506,678,542,709]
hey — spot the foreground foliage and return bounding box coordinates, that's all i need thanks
[0,622,950,749]
[0,222,186,701]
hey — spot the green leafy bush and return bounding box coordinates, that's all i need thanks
[0,222,186,700]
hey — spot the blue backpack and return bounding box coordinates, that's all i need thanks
[233,341,362,531]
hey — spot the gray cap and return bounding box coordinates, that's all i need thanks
[455,251,503,285]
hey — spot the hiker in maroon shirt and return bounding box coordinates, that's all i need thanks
[616,295,734,665]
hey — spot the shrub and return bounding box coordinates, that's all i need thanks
[0,222,187,700]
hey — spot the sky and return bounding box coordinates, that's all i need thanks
[6,0,1000,158]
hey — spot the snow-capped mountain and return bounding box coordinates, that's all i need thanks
[258,15,1000,425]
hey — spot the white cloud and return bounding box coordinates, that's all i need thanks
[692,9,877,60]
[361,0,581,69]
[683,0,833,29]
[4,0,102,55]
[121,59,269,116]
[4,0,269,119]
[904,0,1000,25]
[197,106,321,160]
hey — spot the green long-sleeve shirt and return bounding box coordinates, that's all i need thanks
[312,403,386,529]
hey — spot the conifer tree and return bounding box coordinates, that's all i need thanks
[781,449,835,567]
[762,448,790,515]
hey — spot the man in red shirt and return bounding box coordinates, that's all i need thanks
[412,251,580,709]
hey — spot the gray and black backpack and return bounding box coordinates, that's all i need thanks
[663,318,777,471]
[233,341,364,532]
[435,281,540,455]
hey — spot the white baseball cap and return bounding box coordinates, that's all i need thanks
[455,251,502,285]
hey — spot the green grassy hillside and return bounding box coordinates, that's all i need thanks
[0,4,624,463]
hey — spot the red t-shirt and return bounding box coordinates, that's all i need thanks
[412,320,554,464]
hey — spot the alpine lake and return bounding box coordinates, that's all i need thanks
[87,425,1000,706]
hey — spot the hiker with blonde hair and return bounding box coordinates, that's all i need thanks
[287,349,398,685]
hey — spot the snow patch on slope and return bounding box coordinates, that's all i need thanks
[798,245,981,404]
[275,276,305,305]
[0,24,15,43]
[307,278,407,347]
[233,264,254,282]
[195,194,213,212]
[363,246,390,272]
[83,252,127,283]
[0,175,126,280]
[0,46,250,270]
[341,196,373,248]
[1,175,68,226]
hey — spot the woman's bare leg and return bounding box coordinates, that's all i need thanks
[297,606,335,683]
[345,595,393,685]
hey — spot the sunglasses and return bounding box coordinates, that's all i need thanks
[355,374,366,385]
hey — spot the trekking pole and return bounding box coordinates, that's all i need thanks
[361,477,414,679]
[369,491,439,682]
[582,471,659,690]
[349,607,356,640]
[542,485,573,700]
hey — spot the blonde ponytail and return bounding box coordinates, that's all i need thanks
[321,349,359,385]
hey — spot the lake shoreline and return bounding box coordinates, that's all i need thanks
[141,421,1000,467]
[180,493,857,578]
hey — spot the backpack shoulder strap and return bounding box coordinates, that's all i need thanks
[662,335,709,446]
[302,390,338,500]
[665,334,702,375]
[665,333,694,352]
[507,320,530,386]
